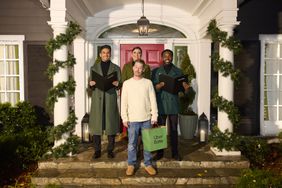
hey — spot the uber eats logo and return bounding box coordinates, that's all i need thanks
[153,135,164,144]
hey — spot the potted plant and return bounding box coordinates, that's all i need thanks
[178,54,198,139]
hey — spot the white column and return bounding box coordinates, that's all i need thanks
[218,26,234,133]
[48,0,69,147]
[197,39,211,120]
[74,37,86,137]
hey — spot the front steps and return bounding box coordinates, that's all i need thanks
[32,139,249,187]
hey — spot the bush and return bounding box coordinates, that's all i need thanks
[0,102,52,185]
[237,169,282,188]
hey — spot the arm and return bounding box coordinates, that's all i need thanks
[152,68,164,92]
[149,81,158,124]
[120,82,129,127]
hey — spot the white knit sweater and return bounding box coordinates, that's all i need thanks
[121,77,158,123]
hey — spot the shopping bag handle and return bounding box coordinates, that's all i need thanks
[152,123,159,128]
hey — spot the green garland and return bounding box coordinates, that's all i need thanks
[46,77,76,111]
[207,19,242,151]
[48,110,77,141]
[211,93,240,126]
[207,19,241,54]
[209,126,241,151]
[46,21,81,56]
[45,21,81,158]
[211,52,240,87]
[46,53,76,80]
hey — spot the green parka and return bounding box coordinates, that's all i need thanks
[89,61,121,135]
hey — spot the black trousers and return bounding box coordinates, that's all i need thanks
[93,135,115,153]
[157,114,179,156]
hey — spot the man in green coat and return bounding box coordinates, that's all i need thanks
[152,49,190,161]
[89,45,121,159]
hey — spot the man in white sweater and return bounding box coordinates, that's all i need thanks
[121,60,158,176]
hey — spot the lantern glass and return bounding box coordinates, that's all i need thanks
[198,113,209,143]
[81,113,90,143]
[137,16,150,36]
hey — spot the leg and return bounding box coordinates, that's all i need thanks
[137,128,143,159]
[127,122,140,166]
[168,115,181,161]
[142,120,153,166]
[93,135,101,159]
[107,135,115,158]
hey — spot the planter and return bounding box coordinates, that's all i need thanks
[179,114,198,139]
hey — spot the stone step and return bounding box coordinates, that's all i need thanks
[32,168,242,186]
[38,160,249,170]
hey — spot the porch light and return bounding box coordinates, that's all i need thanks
[198,113,209,143]
[81,113,90,143]
[137,0,150,36]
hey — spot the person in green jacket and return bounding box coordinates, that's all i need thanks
[152,49,190,161]
[89,45,121,159]
[120,47,151,139]
[121,46,151,82]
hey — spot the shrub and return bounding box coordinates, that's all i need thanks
[0,101,52,185]
[237,169,282,188]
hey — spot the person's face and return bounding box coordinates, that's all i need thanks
[131,49,142,62]
[132,62,144,77]
[100,48,111,62]
[162,52,173,65]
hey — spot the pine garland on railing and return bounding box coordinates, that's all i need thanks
[46,21,81,158]
[207,19,241,151]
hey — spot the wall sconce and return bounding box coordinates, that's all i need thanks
[198,113,209,143]
[137,0,150,36]
[81,113,90,143]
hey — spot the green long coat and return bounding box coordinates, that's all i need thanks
[89,61,121,136]
[152,64,183,115]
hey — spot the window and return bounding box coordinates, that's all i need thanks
[260,35,282,135]
[0,35,24,105]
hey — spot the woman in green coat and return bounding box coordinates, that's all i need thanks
[120,46,151,138]
[89,45,121,159]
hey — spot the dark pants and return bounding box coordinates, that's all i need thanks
[93,135,115,153]
[157,114,179,156]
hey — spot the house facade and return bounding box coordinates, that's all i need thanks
[1,0,279,139]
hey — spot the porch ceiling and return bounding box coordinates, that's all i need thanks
[82,0,202,15]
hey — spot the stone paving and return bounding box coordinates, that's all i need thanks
[33,137,249,187]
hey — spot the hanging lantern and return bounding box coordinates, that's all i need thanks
[81,113,90,143]
[137,0,150,36]
[198,113,209,143]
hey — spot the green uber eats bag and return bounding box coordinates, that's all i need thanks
[141,126,167,152]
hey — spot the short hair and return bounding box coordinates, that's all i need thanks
[132,46,142,54]
[161,49,173,58]
[132,59,145,67]
[99,45,111,53]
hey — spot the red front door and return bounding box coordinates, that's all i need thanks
[120,44,164,70]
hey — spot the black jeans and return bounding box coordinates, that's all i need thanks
[157,114,179,156]
[93,135,115,153]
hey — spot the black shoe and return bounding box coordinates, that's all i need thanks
[107,151,115,158]
[93,151,101,159]
[153,152,164,161]
[172,154,182,161]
